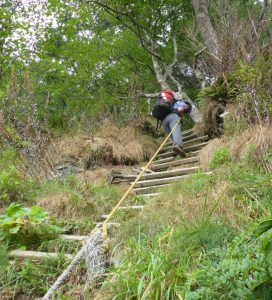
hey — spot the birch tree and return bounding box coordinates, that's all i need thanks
[191,0,221,61]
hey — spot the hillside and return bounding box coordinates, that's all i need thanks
[0,0,272,299]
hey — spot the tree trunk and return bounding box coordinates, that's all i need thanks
[192,0,220,60]
[151,54,169,90]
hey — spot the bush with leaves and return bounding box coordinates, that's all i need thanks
[184,226,272,299]
[0,203,63,248]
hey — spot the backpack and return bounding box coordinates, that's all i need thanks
[151,90,175,121]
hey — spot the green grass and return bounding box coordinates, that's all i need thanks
[0,255,73,298]
[0,149,35,205]
[104,221,236,300]
[99,147,272,299]
[208,147,231,169]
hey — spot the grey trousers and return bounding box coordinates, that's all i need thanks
[162,113,182,145]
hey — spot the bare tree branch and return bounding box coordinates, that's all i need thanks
[257,0,268,29]
[88,0,163,60]
[138,92,159,98]
[151,54,169,90]
[126,55,155,74]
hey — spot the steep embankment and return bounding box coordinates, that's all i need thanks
[1,120,271,299]
[94,124,272,299]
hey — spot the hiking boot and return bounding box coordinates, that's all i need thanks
[172,144,187,158]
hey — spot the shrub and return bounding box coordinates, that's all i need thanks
[184,228,272,299]
[0,255,70,297]
[0,165,34,203]
[209,147,231,169]
[0,203,62,247]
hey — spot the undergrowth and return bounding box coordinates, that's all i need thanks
[0,255,74,298]
[100,137,272,299]
[0,159,123,298]
[0,149,35,205]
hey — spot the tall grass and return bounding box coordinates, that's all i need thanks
[101,139,272,299]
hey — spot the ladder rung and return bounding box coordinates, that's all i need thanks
[58,234,86,241]
[118,205,144,210]
[94,222,120,227]
[140,193,161,197]
[9,250,73,260]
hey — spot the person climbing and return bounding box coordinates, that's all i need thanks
[151,89,192,157]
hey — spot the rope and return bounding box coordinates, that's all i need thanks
[42,227,101,300]
[102,117,181,239]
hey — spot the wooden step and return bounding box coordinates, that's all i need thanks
[133,184,170,194]
[94,222,120,227]
[118,205,144,210]
[134,171,212,188]
[157,142,209,159]
[185,142,209,152]
[183,133,198,142]
[182,129,194,136]
[9,250,73,260]
[154,151,200,165]
[165,134,198,148]
[140,193,161,197]
[100,214,110,219]
[153,157,175,165]
[162,136,209,153]
[152,156,199,171]
[138,166,200,180]
[134,173,195,188]
[59,235,86,241]
[133,167,154,174]
[112,166,200,183]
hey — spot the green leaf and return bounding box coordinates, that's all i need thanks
[5,203,22,217]
[9,225,21,234]
[256,219,272,236]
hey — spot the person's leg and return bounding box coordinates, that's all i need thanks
[162,114,171,135]
[164,113,186,157]
[168,113,182,146]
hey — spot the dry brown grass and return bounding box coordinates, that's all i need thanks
[37,192,82,219]
[76,168,112,186]
[198,124,272,172]
[227,125,272,171]
[55,123,158,169]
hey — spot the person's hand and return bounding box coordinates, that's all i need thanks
[177,107,186,116]
[178,104,190,116]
